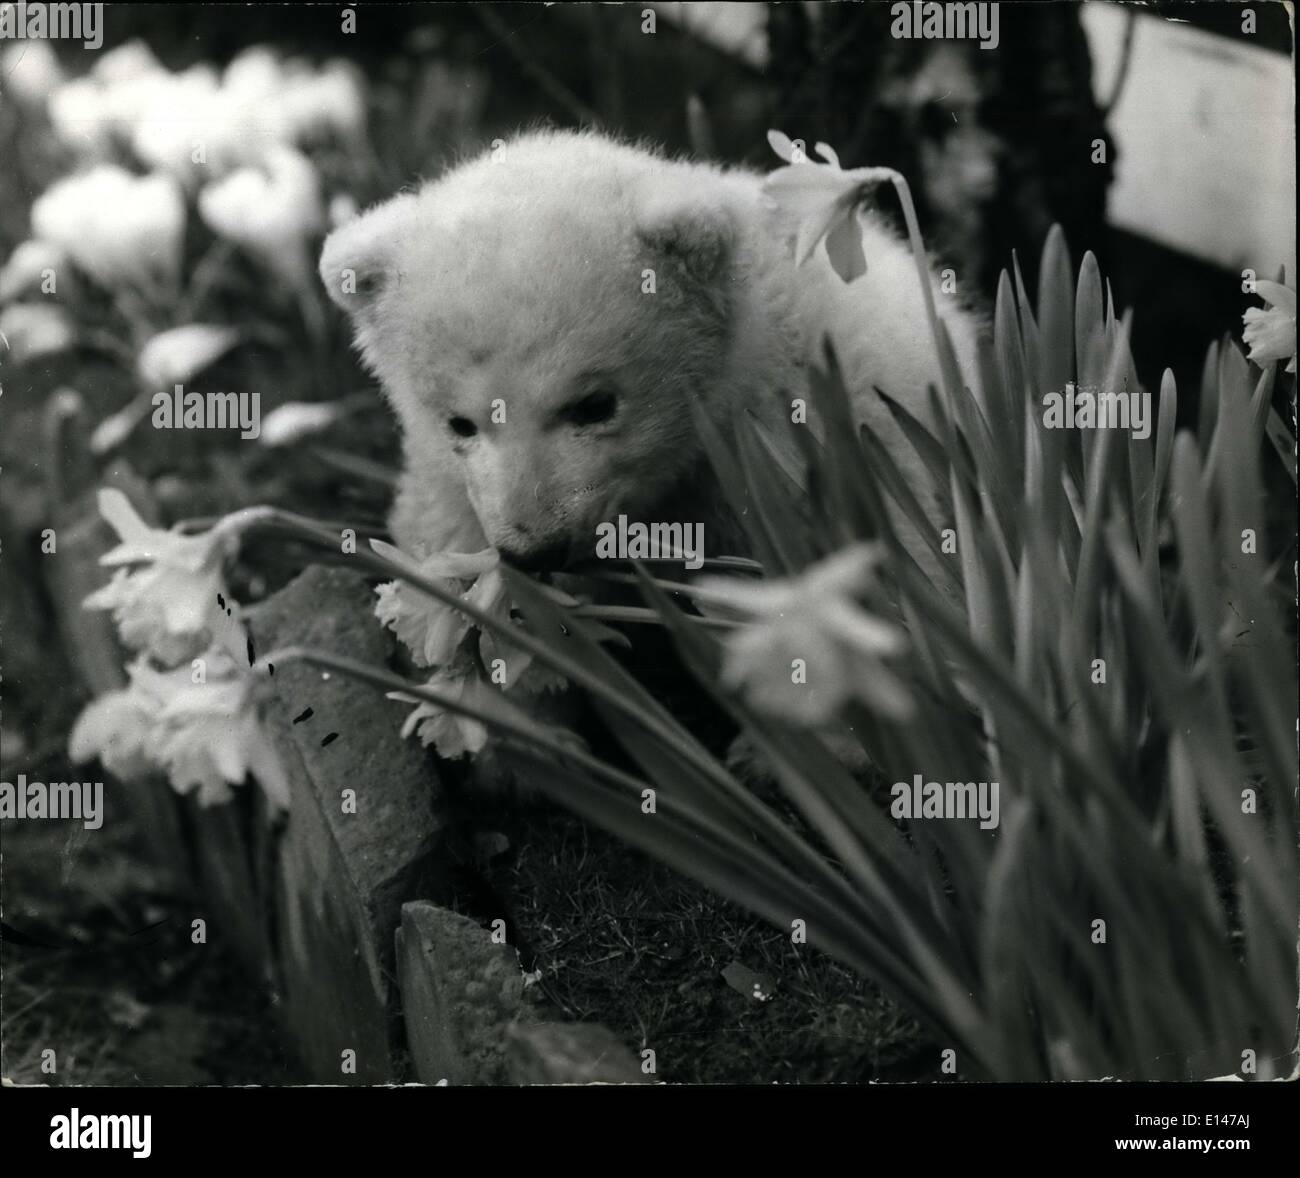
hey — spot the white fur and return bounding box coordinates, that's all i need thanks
[320,130,983,570]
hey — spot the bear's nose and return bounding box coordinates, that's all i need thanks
[497,538,571,574]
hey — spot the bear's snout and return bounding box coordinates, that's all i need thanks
[496,536,574,574]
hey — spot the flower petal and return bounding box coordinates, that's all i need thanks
[1253,280,1296,314]
[824,207,868,283]
[137,324,240,390]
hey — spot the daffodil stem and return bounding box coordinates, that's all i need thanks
[579,568,757,598]
[84,330,137,365]
[888,172,945,371]
[577,569,759,613]
[178,514,388,538]
[177,238,236,321]
[571,604,736,630]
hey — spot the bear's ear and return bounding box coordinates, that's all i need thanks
[318,194,418,317]
[634,184,735,284]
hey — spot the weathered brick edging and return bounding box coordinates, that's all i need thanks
[397,901,646,1085]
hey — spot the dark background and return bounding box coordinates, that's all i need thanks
[12,0,1288,394]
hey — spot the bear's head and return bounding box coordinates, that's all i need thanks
[320,132,748,570]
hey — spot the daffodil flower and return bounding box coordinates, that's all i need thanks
[0,302,75,363]
[140,656,290,809]
[68,664,163,782]
[700,543,913,725]
[371,538,576,699]
[371,540,504,668]
[1243,280,1296,374]
[280,60,366,143]
[258,400,347,447]
[328,193,360,228]
[389,664,491,759]
[48,77,117,155]
[763,130,896,283]
[0,40,64,106]
[31,166,185,292]
[92,39,165,86]
[89,396,153,456]
[478,626,570,695]
[69,651,290,809]
[0,240,67,302]
[198,146,324,291]
[86,326,242,455]
[386,653,578,761]
[136,324,241,391]
[84,489,258,665]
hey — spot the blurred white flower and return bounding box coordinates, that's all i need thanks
[49,386,85,420]
[47,43,368,177]
[1243,280,1296,374]
[222,45,285,97]
[69,651,290,810]
[258,400,346,446]
[46,42,166,155]
[84,488,240,664]
[390,666,490,760]
[701,543,913,725]
[49,44,230,176]
[89,394,152,456]
[371,541,502,668]
[281,60,366,142]
[0,302,75,363]
[32,166,185,291]
[389,656,579,760]
[198,146,324,288]
[0,41,64,105]
[0,240,67,301]
[140,655,290,809]
[73,487,288,807]
[214,47,306,162]
[91,39,165,85]
[221,49,365,148]
[137,324,240,391]
[68,669,161,782]
[48,77,116,154]
[328,192,360,228]
[101,67,174,131]
[128,65,228,180]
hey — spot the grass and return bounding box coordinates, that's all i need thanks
[460,800,928,1084]
[1,784,300,1086]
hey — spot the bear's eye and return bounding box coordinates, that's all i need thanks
[448,416,478,438]
[563,389,618,427]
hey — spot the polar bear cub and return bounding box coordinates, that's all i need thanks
[319,130,981,572]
